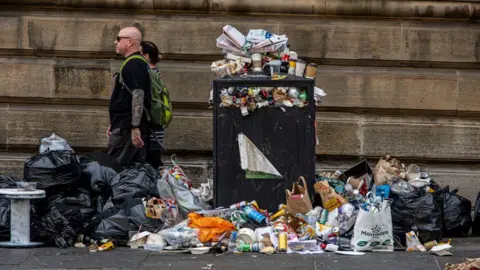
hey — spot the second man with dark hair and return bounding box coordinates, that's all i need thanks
[141,40,165,169]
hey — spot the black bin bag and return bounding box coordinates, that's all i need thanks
[442,187,472,237]
[24,150,82,191]
[94,198,163,245]
[111,164,159,206]
[390,178,443,246]
[80,160,118,194]
[32,207,76,248]
[47,188,100,236]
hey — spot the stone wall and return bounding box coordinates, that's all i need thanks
[1,1,480,203]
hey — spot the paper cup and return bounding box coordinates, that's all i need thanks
[305,63,318,79]
[295,60,306,77]
[251,53,262,72]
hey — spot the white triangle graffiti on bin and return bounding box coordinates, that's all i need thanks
[238,133,282,179]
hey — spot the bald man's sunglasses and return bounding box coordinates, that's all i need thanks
[116,36,132,42]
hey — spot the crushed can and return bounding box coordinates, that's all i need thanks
[243,206,266,224]
[278,232,288,253]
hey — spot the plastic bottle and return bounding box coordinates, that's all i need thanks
[320,209,328,225]
[227,231,238,253]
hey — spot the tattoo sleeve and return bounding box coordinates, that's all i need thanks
[132,89,144,126]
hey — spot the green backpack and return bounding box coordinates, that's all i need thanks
[119,55,173,128]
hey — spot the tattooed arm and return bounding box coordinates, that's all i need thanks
[131,89,145,148]
[121,55,149,148]
[131,89,144,127]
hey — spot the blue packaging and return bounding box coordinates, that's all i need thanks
[243,206,266,224]
[376,184,391,200]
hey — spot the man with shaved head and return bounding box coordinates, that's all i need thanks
[107,26,152,167]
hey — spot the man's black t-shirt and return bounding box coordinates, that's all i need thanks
[109,52,151,132]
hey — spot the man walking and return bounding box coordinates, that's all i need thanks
[107,27,151,167]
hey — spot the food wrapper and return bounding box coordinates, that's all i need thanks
[222,25,247,49]
[406,231,426,252]
[296,223,316,241]
[445,258,480,270]
[314,181,344,211]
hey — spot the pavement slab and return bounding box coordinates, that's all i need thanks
[14,248,149,270]
[315,252,440,270]
[0,249,31,266]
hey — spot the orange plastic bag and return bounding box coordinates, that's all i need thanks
[188,213,236,243]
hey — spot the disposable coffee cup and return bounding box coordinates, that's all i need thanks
[295,60,306,77]
[251,53,262,72]
[305,63,318,79]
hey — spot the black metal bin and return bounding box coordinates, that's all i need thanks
[212,75,317,212]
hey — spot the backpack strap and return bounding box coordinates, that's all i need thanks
[119,55,147,84]
[120,55,147,71]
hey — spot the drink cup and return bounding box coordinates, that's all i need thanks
[305,63,318,79]
[295,60,306,77]
[251,53,262,72]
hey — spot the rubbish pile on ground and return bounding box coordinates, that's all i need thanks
[208,25,327,112]
[0,135,479,256]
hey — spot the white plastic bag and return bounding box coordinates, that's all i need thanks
[351,200,394,252]
[157,155,208,217]
[39,133,74,153]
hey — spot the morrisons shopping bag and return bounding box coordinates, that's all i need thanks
[351,199,394,252]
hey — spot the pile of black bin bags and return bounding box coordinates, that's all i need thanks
[0,150,164,248]
[390,179,474,246]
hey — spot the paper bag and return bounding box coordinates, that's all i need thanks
[286,177,313,215]
[374,155,403,185]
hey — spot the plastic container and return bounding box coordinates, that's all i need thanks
[189,247,210,255]
[268,60,281,78]
[143,244,164,252]
[16,182,37,191]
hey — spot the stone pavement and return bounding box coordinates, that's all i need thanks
[0,238,479,270]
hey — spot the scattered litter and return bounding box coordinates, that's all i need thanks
[431,244,453,256]
[190,247,210,255]
[406,231,426,252]
[201,264,214,270]
[143,244,164,252]
[335,251,365,256]
[74,242,86,248]
[445,258,480,270]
